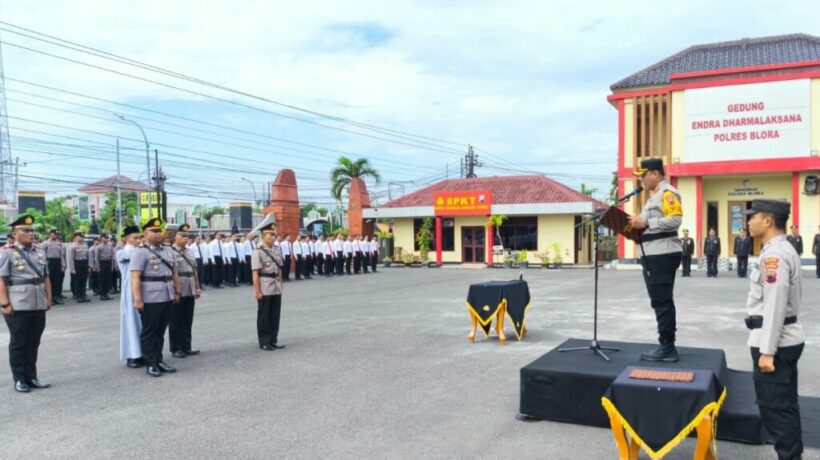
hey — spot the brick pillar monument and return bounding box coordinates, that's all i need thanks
[264,169,301,238]
[348,177,373,236]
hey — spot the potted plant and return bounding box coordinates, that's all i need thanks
[402,253,414,267]
[536,251,550,268]
[504,254,515,268]
[382,256,392,267]
[517,249,529,268]
[550,242,563,268]
[412,255,422,267]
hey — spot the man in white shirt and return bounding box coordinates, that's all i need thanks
[226,234,241,287]
[280,234,292,282]
[292,234,303,280]
[198,235,211,287]
[301,236,313,280]
[208,233,225,288]
[370,236,380,273]
[332,235,344,275]
[359,236,370,274]
[242,234,257,286]
[323,236,334,277]
[307,237,316,278]
[343,236,354,275]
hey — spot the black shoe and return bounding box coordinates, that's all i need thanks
[27,379,51,389]
[185,349,200,356]
[640,345,679,362]
[126,358,144,369]
[260,344,275,351]
[172,351,187,358]
[271,344,285,349]
[101,295,112,301]
[157,362,176,373]
[53,299,64,305]
[14,380,30,393]
[214,285,223,289]
[147,366,162,377]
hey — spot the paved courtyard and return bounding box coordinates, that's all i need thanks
[1,267,818,459]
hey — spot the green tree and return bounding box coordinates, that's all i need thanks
[98,192,139,234]
[488,214,507,247]
[580,182,598,197]
[415,217,433,260]
[329,156,381,202]
[26,197,80,241]
[608,171,619,205]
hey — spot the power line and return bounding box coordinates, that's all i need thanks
[0,21,469,150]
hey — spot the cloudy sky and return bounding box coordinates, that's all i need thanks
[1,0,816,208]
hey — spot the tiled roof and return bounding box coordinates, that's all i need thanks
[611,34,820,90]
[78,175,151,194]
[382,175,603,208]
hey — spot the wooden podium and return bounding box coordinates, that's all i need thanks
[600,206,644,242]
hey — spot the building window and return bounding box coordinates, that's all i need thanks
[414,218,455,251]
[498,216,538,250]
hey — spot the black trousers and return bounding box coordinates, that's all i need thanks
[354,251,362,273]
[196,259,205,287]
[371,253,378,272]
[244,255,252,284]
[98,260,112,296]
[681,255,691,276]
[72,260,89,299]
[325,256,334,276]
[362,253,369,273]
[139,301,171,366]
[89,269,98,294]
[282,255,291,280]
[641,252,682,345]
[169,296,195,353]
[257,295,282,347]
[304,256,312,278]
[335,251,344,274]
[815,255,819,277]
[112,268,121,292]
[737,256,749,277]
[47,258,64,299]
[203,263,211,286]
[316,254,324,275]
[751,344,804,460]
[345,254,352,274]
[295,255,303,279]
[706,255,718,277]
[4,310,46,383]
[212,256,224,286]
[229,258,239,285]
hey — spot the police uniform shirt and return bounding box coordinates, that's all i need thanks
[172,244,198,297]
[88,245,99,271]
[69,242,89,271]
[746,235,804,355]
[0,244,50,311]
[98,243,114,263]
[42,239,62,261]
[639,180,683,256]
[130,245,175,303]
[251,244,283,296]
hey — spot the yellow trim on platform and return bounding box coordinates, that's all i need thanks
[601,387,727,460]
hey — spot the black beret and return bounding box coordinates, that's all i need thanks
[744,199,790,217]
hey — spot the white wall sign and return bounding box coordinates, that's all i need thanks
[684,79,811,162]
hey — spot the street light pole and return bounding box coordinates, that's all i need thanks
[240,177,257,208]
[116,139,123,238]
[115,114,152,216]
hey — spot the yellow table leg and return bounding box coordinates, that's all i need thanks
[606,411,638,460]
[467,313,477,343]
[496,303,507,345]
[693,415,716,460]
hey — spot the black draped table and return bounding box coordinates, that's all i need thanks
[601,366,726,459]
[465,280,530,343]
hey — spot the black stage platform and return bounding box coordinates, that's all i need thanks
[520,338,820,448]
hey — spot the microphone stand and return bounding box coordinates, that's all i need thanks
[558,207,620,362]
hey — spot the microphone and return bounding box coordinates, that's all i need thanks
[618,184,644,203]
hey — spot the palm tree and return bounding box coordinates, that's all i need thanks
[330,156,381,201]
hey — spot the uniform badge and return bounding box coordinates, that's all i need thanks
[763,257,779,284]
[264,261,271,267]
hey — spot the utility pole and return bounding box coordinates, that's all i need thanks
[0,33,13,205]
[116,140,123,238]
[464,144,481,178]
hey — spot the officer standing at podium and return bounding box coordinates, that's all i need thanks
[744,199,804,460]
[628,158,683,363]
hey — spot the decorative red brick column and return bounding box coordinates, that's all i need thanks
[348,177,373,236]
[264,169,301,239]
